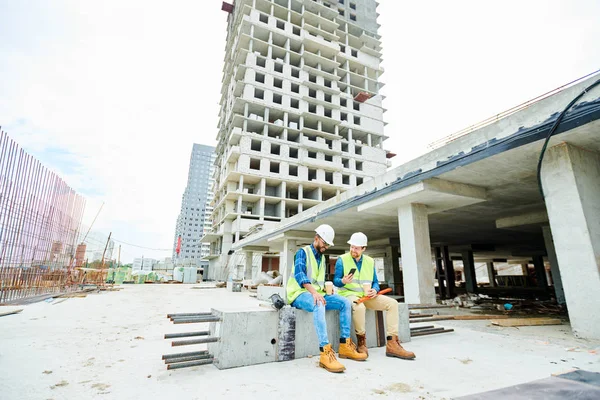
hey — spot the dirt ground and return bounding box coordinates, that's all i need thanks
[1,284,599,399]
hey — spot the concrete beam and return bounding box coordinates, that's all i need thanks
[267,230,314,244]
[496,211,549,229]
[541,143,600,340]
[357,178,487,216]
[239,246,270,252]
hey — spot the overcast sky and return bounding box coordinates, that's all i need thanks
[1,0,599,262]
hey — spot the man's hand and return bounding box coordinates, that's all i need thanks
[367,288,377,298]
[341,273,354,284]
[312,292,326,306]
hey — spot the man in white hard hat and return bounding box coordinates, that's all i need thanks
[334,232,416,360]
[286,224,367,373]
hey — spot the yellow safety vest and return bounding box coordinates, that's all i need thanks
[286,245,326,304]
[337,253,375,297]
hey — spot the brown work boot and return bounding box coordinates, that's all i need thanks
[319,344,346,373]
[356,334,369,356]
[386,335,415,360]
[338,338,368,361]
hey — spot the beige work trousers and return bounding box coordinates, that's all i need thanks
[348,294,398,336]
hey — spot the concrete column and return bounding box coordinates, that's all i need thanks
[219,220,233,281]
[486,262,497,287]
[383,245,402,295]
[434,247,446,299]
[461,250,477,293]
[397,203,435,304]
[442,246,455,298]
[541,143,600,339]
[542,225,566,305]
[244,251,253,280]
[281,239,297,295]
[532,255,548,290]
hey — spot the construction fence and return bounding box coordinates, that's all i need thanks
[0,128,89,303]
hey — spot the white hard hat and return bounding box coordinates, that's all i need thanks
[315,224,335,246]
[347,232,368,247]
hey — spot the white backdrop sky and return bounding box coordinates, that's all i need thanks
[1,0,599,262]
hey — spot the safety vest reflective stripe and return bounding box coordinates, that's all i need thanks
[337,253,375,298]
[286,245,325,304]
[305,250,324,288]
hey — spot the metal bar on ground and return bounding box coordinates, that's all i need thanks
[167,312,213,318]
[411,328,455,337]
[409,316,455,323]
[163,354,213,364]
[164,331,210,339]
[409,313,434,318]
[410,325,435,331]
[167,358,214,370]
[172,336,219,347]
[162,350,209,360]
[171,317,221,324]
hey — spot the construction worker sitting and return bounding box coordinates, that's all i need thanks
[334,232,416,360]
[286,224,367,373]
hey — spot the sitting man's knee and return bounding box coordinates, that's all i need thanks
[352,302,366,312]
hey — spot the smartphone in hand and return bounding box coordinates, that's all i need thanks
[348,268,357,275]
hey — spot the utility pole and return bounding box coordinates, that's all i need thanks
[100,232,112,269]
[117,245,121,268]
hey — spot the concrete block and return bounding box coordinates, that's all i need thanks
[292,307,341,357]
[225,281,242,292]
[208,308,279,369]
[257,285,285,301]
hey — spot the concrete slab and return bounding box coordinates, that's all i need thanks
[1,285,599,400]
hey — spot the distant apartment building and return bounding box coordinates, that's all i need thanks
[203,0,390,280]
[172,144,217,269]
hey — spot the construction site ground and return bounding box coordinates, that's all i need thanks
[1,285,599,400]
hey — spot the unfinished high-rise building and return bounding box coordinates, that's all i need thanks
[173,144,217,269]
[204,0,390,280]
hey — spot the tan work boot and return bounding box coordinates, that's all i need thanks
[386,335,416,360]
[338,338,368,361]
[356,334,369,356]
[319,344,346,373]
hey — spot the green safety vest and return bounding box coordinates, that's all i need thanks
[337,253,375,298]
[286,245,326,304]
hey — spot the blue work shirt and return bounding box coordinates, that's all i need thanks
[294,244,322,287]
[333,255,380,292]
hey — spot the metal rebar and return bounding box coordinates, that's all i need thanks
[171,336,219,347]
[411,328,455,337]
[167,312,213,318]
[171,317,221,324]
[409,316,455,323]
[166,358,214,370]
[409,313,434,318]
[164,331,210,339]
[162,350,209,360]
[410,325,435,332]
[163,354,213,364]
